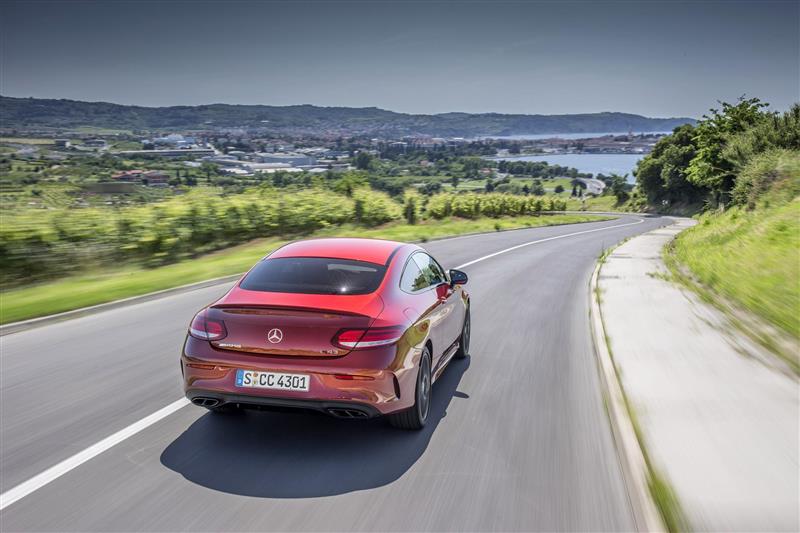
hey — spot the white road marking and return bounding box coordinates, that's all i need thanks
[0,398,190,511]
[455,217,644,269]
[0,216,644,511]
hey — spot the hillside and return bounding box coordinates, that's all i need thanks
[0,95,694,136]
[668,149,800,368]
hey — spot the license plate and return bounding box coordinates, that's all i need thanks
[235,369,310,392]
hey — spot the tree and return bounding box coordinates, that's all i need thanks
[634,124,703,205]
[554,185,565,194]
[610,174,629,203]
[686,96,770,202]
[353,198,365,222]
[571,185,577,196]
[200,162,218,183]
[354,151,373,170]
[462,157,483,179]
[485,181,495,192]
[451,175,460,189]
[404,195,417,225]
[723,103,800,173]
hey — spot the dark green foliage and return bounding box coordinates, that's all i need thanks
[634,97,798,209]
[723,104,800,174]
[731,149,800,208]
[687,97,771,199]
[404,195,417,225]
[530,179,545,195]
[610,174,630,203]
[354,151,373,170]
[634,124,704,204]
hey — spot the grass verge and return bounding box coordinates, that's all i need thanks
[0,213,611,324]
[664,201,800,372]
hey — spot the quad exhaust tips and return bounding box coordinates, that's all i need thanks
[189,395,372,418]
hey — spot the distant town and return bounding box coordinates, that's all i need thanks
[5,128,665,185]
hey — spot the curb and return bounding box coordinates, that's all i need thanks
[590,242,667,532]
[2,212,643,336]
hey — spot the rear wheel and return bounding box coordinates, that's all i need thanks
[454,308,470,359]
[388,346,431,430]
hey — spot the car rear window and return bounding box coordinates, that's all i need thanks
[240,257,387,295]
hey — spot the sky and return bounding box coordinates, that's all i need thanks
[0,0,797,118]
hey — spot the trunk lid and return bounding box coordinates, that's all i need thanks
[208,287,384,357]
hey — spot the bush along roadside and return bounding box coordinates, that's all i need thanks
[0,212,611,325]
[1,186,574,288]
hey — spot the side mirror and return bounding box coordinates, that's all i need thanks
[449,269,468,286]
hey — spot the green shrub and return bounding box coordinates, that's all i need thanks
[425,192,566,219]
[0,186,365,286]
[351,188,402,226]
[732,149,800,208]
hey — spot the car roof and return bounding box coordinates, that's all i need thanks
[268,238,407,266]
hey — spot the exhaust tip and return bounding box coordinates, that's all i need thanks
[192,397,220,408]
[327,407,369,419]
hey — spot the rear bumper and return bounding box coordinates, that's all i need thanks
[186,390,381,418]
[181,336,418,416]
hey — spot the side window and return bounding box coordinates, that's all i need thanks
[400,257,428,292]
[413,253,446,287]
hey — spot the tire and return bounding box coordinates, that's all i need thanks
[454,308,471,359]
[388,346,432,430]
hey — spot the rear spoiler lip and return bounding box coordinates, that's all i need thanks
[209,303,374,319]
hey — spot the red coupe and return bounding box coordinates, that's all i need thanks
[181,238,470,429]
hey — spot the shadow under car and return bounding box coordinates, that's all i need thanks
[160,356,471,498]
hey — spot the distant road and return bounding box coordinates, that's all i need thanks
[0,215,669,531]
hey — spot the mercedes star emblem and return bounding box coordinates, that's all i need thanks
[267,328,283,343]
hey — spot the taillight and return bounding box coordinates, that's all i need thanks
[189,309,227,341]
[332,326,405,350]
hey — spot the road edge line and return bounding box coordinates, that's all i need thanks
[590,235,667,533]
[0,398,191,511]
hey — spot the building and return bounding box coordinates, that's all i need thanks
[110,170,145,182]
[252,153,317,166]
[219,167,251,176]
[113,148,215,158]
[245,162,293,173]
[54,139,70,147]
[83,138,107,148]
[149,134,197,147]
[110,169,171,186]
[576,178,606,196]
[141,170,170,185]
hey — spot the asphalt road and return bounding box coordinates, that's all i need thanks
[0,214,670,531]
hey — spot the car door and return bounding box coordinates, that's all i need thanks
[411,252,461,367]
[399,252,446,364]
[420,253,464,351]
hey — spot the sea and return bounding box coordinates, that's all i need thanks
[490,153,644,182]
